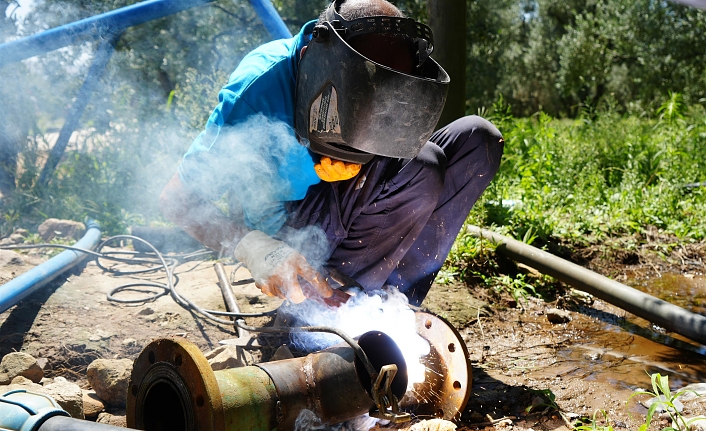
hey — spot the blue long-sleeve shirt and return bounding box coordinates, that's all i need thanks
[178,21,320,235]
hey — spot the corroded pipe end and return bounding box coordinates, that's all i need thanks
[400,312,472,421]
[126,337,225,431]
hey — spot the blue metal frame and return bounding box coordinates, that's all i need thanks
[37,32,122,187]
[0,0,292,185]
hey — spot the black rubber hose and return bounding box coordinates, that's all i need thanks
[467,225,706,345]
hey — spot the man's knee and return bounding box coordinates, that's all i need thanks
[434,115,504,171]
[414,140,446,193]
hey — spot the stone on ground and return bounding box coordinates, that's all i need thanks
[0,352,43,384]
[205,345,246,370]
[37,218,86,241]
[86,358,133,407]
[44,376,84,419]
[83,389,105,419]
[1,376,84,419]
[0,249,25,265]
[97,411,127,427]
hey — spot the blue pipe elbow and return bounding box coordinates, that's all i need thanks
[0,390,69,431]
[0,221,101,315]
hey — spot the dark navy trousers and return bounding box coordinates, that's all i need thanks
[285,116,504,305]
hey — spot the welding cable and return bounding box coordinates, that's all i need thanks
[2,239,378,375]
[0,238,275,317]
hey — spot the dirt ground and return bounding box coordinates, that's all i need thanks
[1,239,705,431]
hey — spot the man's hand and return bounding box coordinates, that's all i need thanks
[234,230,333,303]
[314,156,361,182]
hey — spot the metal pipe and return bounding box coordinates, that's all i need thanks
[0,0,214,68]
[467,225,706,345]
[0,389,132,431]
[245,0,292,40]
[127,334,407,431]
[40,415,133,431]
[0,221,101,314]
[214,262,245,337]
[38,33,121,186]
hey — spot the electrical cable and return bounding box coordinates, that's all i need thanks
[1,235,377,374]
[0,237,276,318]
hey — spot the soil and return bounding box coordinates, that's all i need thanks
[1,237,705,431]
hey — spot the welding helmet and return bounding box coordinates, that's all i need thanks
[295,0,450,164]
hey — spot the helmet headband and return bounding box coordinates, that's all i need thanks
[322,1,434,68]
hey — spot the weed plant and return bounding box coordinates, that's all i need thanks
[443,95,706,297]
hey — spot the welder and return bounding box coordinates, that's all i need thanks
[159,0,504,307]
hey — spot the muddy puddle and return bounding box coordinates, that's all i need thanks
[551,271,706,392]
[628,272,706,316]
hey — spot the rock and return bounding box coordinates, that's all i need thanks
[0,249,25,266]
[9,375,42,389]
[677,383,706,401]
[82,389,105,419]
[86,358,133,407]
[205,345,245,371]
[689,416,706,431]
[546,308,571,324]
[407,419,457,431]
[37,218,85,241]
[88,329,112,342]
[13,229,28,237]
[0,234,26,246]
[35,357,50,372]
[44,377,84,419]
[121,338,137,347]
[644,394,684,413]
[0,352,43,384]
[97,411,127,427]
[138,307,154,316]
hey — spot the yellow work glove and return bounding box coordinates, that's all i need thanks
[314,156,361,182]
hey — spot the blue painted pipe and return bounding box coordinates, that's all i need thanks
[0,221,101,314]
[0,0,294,68]
[247,0,292,39]
[0,0,214,68]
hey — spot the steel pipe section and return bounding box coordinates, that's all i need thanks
[127,334,407,431]
[468,225,706,345]
[0,221,101,314]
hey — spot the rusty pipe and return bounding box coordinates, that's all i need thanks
[126,332,407,431]
[214,262,245,337]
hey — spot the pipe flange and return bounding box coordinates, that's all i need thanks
[126,337,224,431]
[400,311,472,420]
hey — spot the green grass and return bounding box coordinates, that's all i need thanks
[442,96,706,296]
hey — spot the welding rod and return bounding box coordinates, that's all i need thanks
[214,262,245,337]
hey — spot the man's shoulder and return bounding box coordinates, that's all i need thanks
[226,21,316,93]
[229,39,295,87]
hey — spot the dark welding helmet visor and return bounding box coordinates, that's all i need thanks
[295,10,450,164]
